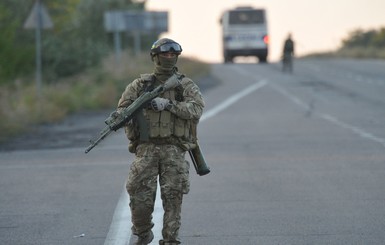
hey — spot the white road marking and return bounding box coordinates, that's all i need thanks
[104,188,130,245]
[270,82,385,148]
[201,79,268,121]
[319,113,385,147]
[104,78,268,245]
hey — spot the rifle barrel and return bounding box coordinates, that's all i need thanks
[85,126,112,153]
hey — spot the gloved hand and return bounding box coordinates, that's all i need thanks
[110,111,121,119]
[151,97,170,111]
[105,110,124,128]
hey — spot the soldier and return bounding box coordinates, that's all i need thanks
[117,38,205,245]
[282,33,295,73]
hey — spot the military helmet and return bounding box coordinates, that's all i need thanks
[150,38,182,56]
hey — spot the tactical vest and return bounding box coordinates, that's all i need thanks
[125,74,194,151]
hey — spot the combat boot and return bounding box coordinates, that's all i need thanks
[132,230,154,245]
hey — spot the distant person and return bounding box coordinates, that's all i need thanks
[116,38,205,245]
[282,33,295,73]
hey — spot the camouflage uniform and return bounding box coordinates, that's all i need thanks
[117,53,204,244]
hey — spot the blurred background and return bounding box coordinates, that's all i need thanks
[147,0,385,62]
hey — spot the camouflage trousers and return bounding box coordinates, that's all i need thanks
[126,143,190,244]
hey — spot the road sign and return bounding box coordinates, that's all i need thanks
[104,11,168,33]
[24,0,53,99]
[24,1,53,29]
[104,11,126,32]
[104,10,168,58]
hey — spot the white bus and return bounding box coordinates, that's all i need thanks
[220,7,269,63]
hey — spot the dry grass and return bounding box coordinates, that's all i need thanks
[336,47,385,59]
[302,47,385,60]
[0,51,210,142]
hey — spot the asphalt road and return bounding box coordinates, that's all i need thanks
[1,58,385,245]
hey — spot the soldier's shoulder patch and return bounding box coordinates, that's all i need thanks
[180,76,193,86]
[140,73,154,82]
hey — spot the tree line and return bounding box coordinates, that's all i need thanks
[334,27,385,59]
[0,0,157,85]
[342,27,385,49]
[303,27,385,59]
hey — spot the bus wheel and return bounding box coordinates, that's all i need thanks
[224,55,233,63]
[258,56,267,63]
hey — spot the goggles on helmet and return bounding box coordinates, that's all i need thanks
[151,42,182,55]
[159,43,182,53]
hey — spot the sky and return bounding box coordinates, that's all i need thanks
[145,0,385,63]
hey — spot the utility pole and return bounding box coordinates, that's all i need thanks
[35,0,42,98]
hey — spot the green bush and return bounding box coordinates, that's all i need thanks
[0,0,146,85]
[342,28,385,49]
[303,26,385,59]
[0,3,35,81]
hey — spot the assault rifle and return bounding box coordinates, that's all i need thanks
[85,74,210,176]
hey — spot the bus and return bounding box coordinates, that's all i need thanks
[220,7,269,63]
